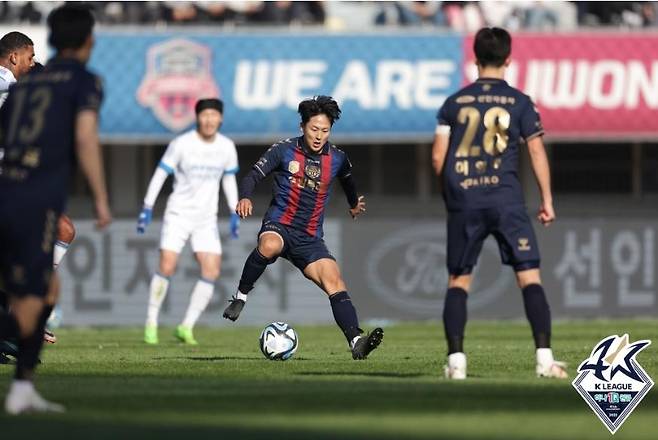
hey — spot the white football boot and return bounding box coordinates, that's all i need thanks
[444,352,467,380]
[536,348,568,379]
[5,381,65,415]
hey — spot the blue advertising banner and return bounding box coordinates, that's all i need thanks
[91,32,463,143]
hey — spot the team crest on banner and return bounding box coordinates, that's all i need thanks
[137,38,220,131]
[572,334,653,434]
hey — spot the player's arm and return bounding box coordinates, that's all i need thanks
[75,109,111,229]
[337,154,365,219]
[432,125,451,176]
[136,141,179,233]
[527,135,555,226]
[222,147,240,238]
[236,144,283,218]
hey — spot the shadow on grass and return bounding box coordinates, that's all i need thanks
[297,371,423,378]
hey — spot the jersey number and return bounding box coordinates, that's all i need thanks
[456,106,510,157]
[5,87,53,145]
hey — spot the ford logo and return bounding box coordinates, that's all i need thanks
[366,224,510,316]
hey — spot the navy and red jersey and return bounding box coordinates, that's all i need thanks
[437,78,543,211]
[0,57,103,201]
[241,136,356,238]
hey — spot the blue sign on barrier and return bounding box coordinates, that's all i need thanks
[91,32,464,143]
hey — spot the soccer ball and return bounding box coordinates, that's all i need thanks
[259,322,298,361]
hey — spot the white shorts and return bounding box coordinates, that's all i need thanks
[160,213,222,255]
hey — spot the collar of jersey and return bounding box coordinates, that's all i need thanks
[476,77,507,84]
[297,136,330,156]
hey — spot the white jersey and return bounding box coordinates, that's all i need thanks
[0,65,16,108]
[160,129,238,220]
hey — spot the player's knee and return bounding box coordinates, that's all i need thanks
[258,237,283,259]
[516,269,541,289]
[320,270,345,293]
[158,261,177,277]
[448,275,471,292]
[57,215,76,244]
[201,267,220,281]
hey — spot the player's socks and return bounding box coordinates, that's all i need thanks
[145,273,170,327]
[181,278,215,329]
[444,352,467,380]
[329,291,361,343]
[442,287,468,354]
[536,348,568,378]
[5,380,65,415]
[15,306,49,381]
[521,284,551,348]
[237,248,274,295]
[52,240,69,270]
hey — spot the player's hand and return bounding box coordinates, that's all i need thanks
[136,205,152,234]
[236,198,253,219]
[230,213,240,239]
[349,196,366,219]
[95,199,112,230]
[537,200,555,227]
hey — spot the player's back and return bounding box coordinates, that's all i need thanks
[437,78,543,211]
[0,57,102,197]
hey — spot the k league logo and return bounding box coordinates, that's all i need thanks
[572,334,653,434]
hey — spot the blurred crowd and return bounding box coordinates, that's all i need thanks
[0,1,656,30]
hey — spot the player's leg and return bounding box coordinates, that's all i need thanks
[1,206,65,414]
[46,214,76,331]
[493,205,567,379]
[443,209,488,379]
[295,234,383,360]
[177,221,222,344]
[223,223,285,321]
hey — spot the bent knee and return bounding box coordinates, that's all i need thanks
[57,215,76,243]
[258,235,283,259]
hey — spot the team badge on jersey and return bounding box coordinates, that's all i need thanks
[288,160,300,174]
[305,164,321,180]
[572,334,653,434]
[137,38,220,131]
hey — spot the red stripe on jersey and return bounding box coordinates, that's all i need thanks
[305,151,333,236]
[279,149,305,226]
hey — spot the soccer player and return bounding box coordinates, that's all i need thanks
[222,95,384,360]
[0,5,111,413]
[137,98,240,345]
[432,27,567,380]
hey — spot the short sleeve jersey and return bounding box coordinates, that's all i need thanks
[160,130,239,220]
[437,78,543,211]
[252,136,352,238]
[0,58,103,200]
[0,65,17,108]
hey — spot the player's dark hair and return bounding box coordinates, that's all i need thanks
[195,98,223,115]
[47,5,95,52]
[0,32,34,58]
[473,27,511,68]
[298,95,341,126]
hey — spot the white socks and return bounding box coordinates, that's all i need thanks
[146,273,170,327]
[181,279,215,328]
[236,291,248,302]
[52,240,69,270]
[536,348,555,367]
[446,352,467,380]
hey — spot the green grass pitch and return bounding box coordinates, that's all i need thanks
[1,320,656,439]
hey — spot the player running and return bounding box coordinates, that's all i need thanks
[0,5,111,414]
[137,98,240,345]
[222,95,384,360]
[432,27,567,380]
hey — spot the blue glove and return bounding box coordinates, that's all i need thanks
[137,206,153,234]
[230,213,240,239]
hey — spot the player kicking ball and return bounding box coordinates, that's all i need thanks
[222,95,383,360]
[432,27,567,380]
[137,98,240,345]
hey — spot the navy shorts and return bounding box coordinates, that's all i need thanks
[0,192,61,298]
[258,221,335,272]
[447,205,540,275]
